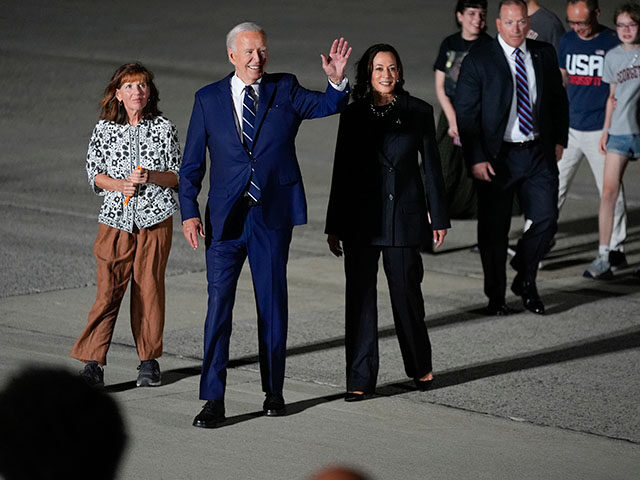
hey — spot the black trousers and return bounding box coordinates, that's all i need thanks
[343,243,432,393]
[476,141,558,306]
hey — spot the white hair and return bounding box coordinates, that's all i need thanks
[226,22,266,51]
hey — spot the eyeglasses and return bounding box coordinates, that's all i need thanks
[566,19,592,27]
[616,22,639,30]
[566,12,595,28]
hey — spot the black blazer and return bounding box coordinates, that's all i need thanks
[454,38,568,168]
[325,94,450,246]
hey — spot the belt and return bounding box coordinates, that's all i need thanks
[503,138,539,149]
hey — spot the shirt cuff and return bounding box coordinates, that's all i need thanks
[328,76,349,91]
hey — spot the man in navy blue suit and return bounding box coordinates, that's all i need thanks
[179,22,351,428]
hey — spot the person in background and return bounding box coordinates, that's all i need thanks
[558,0,628,279]
[71,62,180,388]
[0,367,126,480]
[326,44,449,401]
[590,2,640,278]
[309,466,371,480]
[433,0,492,220]
[526,0,566,51]
[455,0,569,316]
[519,1,565,256]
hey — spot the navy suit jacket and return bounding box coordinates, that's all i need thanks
[179,72,350,240]
[454,38,568,169]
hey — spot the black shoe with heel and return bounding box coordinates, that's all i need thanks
[263,393,286,416]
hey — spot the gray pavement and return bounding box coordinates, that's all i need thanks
[1,1,639,479]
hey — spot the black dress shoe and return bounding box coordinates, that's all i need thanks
[414,377,434,391]
[520,281,545,315]
[483,303,517,316]
[193,400,226,428]
[263,393,286,416]
[344,392,369,402]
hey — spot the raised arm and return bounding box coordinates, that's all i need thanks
[321,38,352,84]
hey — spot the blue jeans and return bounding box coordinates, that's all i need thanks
[606,134,640,159]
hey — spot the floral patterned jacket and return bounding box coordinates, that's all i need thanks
[86,116,181,232]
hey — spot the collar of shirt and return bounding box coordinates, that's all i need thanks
[231,74,262,135]
[231,74,261,99]
[497,34,528,59]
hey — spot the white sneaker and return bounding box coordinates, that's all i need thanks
[583,256,613,280]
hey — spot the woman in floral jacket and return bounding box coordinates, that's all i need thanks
[71,62,181,388]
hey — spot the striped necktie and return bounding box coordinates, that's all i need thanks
[514,48,533,136]
[242,85,261,203]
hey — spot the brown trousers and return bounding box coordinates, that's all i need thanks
[71,217,172,365]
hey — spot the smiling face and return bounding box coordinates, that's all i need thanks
[115,74,150,116]
[457,7,487,39]
[228,30,268,85]
[566,1,600,40]
[370,51,400,97]
[496,2,529,48]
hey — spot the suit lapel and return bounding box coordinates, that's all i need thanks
[527,40,544,117]
[254,74,277,147]
[216,74,242,145]
[493,40,514,115]
[487,36,515,127]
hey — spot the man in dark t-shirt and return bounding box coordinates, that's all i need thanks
[526,0,565,51]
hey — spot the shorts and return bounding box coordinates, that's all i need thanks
[606,133,640,159]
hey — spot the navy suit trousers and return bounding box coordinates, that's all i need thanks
[201,205,292,401]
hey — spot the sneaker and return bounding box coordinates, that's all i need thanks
[136,359,161,387]
[608,250,628,271]
[583,256,613,280]
[79,361,104,387]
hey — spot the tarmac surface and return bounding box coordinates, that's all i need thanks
[1,1,639,479]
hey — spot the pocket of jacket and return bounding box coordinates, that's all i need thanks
[279,173,301,186]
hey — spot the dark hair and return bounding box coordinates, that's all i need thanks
[0,367,127,480]
[567,0,599,13]
[614,2,640,26]
[498,0,527,13]
[455,0,488,28]
[352,44,406,102]
[99,62,162,124]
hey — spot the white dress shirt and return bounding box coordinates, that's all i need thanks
[498,34,538,142]
[230,74,348,137]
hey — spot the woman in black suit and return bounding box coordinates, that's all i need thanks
[325,44,450,401]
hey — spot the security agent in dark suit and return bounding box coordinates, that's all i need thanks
[325,44,449,400]
[455,0,569,315]
[180,22,351,427]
